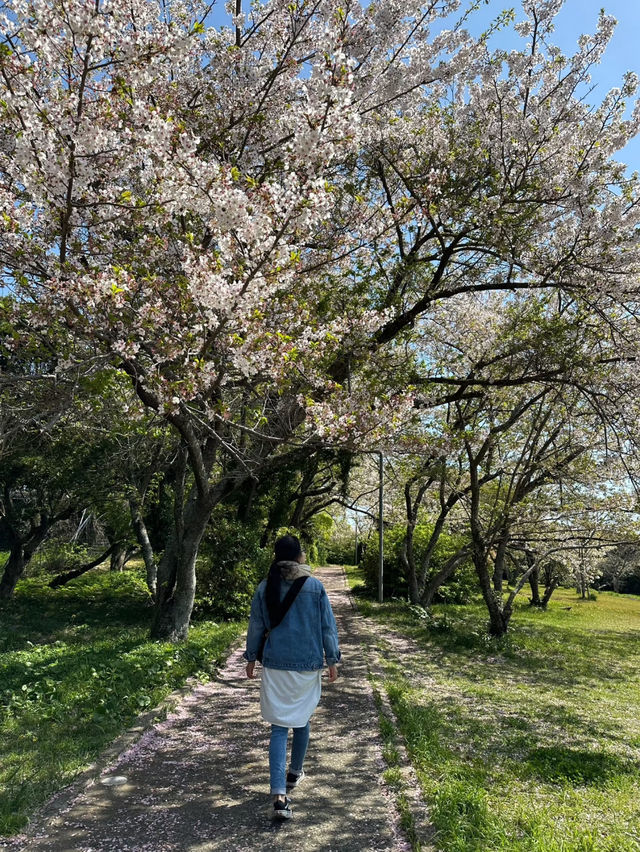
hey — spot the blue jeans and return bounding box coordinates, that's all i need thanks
[269,722,310,795]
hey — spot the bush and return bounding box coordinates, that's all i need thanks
[326,520,358,565]
[195,507,271,620]
[435,563,477,604]
[360,523,475,603]
[307,512,333,565]
[194,508,338,620]
[27,539,90,577]
[360,526,408,597]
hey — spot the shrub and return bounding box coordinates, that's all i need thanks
[435,562,477,605]
[360,525,406,597]
[326,521,358,565]
[27,539,90,577]
[307,512,333,565]
[195,507,271,620]
[360,523,474,602]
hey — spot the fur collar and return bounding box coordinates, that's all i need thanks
[276,560,313,582]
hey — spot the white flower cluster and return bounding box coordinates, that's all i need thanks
[303,388,417,448]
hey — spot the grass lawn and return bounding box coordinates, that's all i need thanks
[346,567,640,852]
[0,563,242,837]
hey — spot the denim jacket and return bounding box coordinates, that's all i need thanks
[243,568,341,671]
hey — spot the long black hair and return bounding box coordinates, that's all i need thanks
[265,535,303,623]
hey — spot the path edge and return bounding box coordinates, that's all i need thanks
[339,567,437,852]
[4,633,245,848]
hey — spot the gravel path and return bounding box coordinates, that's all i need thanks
[5,566,411,852]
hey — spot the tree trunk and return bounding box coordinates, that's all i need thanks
[465,442,509,637]
[469,519,510,636]
[492,534,509,594]
[579,573,589,599]
[421,550,466,608]
[501,560,539,627]
[473,546,509,636]
[151,482,219,641]
[492,559,502,593]
[401,522,419,604]
[236,477,258,523]
[289,492,306,531]
[528,569,542,606]
[149,435,240,641]
[0,543,26,599]
[416,503,454,596]
[0,516,58,599]
[110,543,129,572]
[540,578,559,608]
[527,553,542,607]
[289,457,319,530]
[129,495,157,598]
[151,544,199,641]
[260,498,285,547]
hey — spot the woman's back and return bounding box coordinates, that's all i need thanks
[243,534,341,821]
[249,568,340,671]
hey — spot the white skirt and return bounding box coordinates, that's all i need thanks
[260,668,322,728]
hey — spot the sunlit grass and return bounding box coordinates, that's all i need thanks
[350,571,640,851]
[0,565,242,836]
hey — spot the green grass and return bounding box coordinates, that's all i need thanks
[377,701,421,849]
[0,565,242,836]
[350,571,640,852]
[343,563,366,593]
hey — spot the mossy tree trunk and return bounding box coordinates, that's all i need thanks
[149,442,235,642]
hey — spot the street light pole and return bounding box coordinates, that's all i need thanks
[354,512,359,566]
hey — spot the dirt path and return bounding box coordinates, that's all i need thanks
[5,566,411,852]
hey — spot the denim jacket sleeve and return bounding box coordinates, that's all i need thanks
[320,586,342,666]
[243,582,267,663]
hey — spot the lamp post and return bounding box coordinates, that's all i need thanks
[354,513,359,566]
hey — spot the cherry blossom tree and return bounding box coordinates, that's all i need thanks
[1,0,455,636]
[382,272,640,630]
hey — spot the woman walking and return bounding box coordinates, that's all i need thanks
[244,535,341,820]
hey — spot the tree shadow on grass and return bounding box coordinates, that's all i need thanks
[524,746,635,786]
[392,612,639,692]
[0,573,151,653]
[370,598,640,692]
[387,679,638,790]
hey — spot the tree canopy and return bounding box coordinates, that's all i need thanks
[2,0,640,637]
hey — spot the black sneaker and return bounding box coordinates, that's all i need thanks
[286,770,305,793]
[273,797,293,820]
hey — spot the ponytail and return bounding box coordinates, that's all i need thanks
[265,561,282,624]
